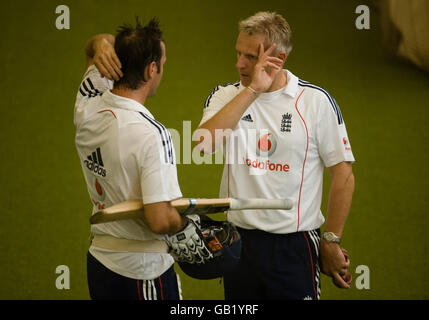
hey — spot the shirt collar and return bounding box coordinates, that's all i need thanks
[283,69,299,98]
[101,90,155,118]
[238,69,299,98]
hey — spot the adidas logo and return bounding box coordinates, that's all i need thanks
[84,147,106,177]
[241,114,253,122]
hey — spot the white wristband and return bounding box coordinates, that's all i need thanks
[246,86,260,95]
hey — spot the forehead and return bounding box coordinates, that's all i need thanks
[160,41,166,54]
[235,31,266,55]
[160,41,166,59]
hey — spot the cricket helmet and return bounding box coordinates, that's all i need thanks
[177,216,242,279]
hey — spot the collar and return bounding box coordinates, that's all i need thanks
[101,90,155,118]
[238,69,299,99]
[283,69,299,98]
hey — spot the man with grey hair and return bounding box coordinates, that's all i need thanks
[197,11,355,299]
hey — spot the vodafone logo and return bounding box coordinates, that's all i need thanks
[94,177,105,201]
[92,177,106,210]
[256,133,277,157]
[243,157,290,173]
[245,132,290,174]
[343,137,351,151]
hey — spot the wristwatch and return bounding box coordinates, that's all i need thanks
[322,232,341,244]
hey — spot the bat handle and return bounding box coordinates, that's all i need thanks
[180,198,197,215]
[229,198,294,210]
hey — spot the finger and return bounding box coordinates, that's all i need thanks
[108,56,122,78]
[341,248,349,260]
[107,54,123,78]
[343,272,353,285]
[107,52,123,77]
[98,56,115,80]
[342,255,351,268]
[112,52,122,69]
[258,43,264,58]
[101,56,120,81]
[265,63,282,77]
[332,272,350,289]
[339,271,353,285]
[340,266,349,275]
[339,262,351,271]
[95,60,112,80]
[265,61,282,71]
[266,56,284,66]
[264,43,277,57]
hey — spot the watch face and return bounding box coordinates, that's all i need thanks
[324,232,339,243]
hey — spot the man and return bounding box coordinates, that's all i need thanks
[74,18,211,300]
[197,11,355,300]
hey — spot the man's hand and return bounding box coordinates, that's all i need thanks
[320,242,352,289]
[86,34,123,81]
[249,43,284,93]
[165,217,214,264]
[93,38,123,81]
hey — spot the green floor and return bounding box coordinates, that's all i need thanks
[1,0,428,299]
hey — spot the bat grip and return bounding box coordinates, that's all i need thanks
[180,198,197,216]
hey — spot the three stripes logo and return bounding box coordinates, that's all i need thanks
[139,112,174,165]
[298,79,343,125]
[204,81,240,109]
[79,77,102,98]
[84,147,106,177]
[241,114,253,122]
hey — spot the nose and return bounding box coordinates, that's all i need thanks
[236,54,246,70]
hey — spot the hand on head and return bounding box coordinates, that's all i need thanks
[249,43,285,93]
[94,38,123,81]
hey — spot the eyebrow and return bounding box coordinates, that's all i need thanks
[236,50,257,59]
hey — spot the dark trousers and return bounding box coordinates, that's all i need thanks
[87,251,181,300]
[223,228,321,300]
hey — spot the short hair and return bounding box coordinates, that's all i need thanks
[114,17,163,90]
[239,11,293,55]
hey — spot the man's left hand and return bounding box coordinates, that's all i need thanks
[320,242,352,289]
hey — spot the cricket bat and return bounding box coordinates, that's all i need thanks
[90,198,294,225]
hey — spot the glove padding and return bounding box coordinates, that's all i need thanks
[165,217,213,264]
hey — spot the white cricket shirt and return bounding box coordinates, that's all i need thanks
[74,65,182,280]
[200,70,355,234]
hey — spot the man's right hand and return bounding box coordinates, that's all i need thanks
[93,37,123,81]
[86,34,123,81]
[165,217,214,264]
[249,43,284,93]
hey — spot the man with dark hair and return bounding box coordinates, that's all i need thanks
[113,18,164,90]
[74,18,212,300]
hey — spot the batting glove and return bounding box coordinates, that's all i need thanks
[165,217,213,264]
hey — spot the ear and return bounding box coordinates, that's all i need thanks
[278,51,287,64]
[144,61,157,81]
